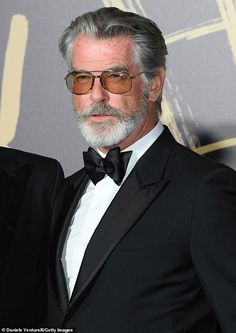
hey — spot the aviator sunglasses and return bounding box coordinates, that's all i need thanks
[64,70,145,95]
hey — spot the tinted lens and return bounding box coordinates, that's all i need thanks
[101,72,132,94]
[66,73,93,95]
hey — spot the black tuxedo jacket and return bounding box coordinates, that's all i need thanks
[48,127,236,333]
[0,147,64,327]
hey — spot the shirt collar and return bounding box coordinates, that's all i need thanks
[122,121,164,178]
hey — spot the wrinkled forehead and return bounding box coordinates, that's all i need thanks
[71,34,137,72]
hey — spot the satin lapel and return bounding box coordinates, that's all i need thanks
[0,162,33,224]
[0,160,32,188]
[0,162,33,268]
[49,168,89,313]
[68,175,168,311]
[6,163,34,223]
[67,127,178,318]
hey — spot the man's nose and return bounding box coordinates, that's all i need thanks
[90,78,109,103]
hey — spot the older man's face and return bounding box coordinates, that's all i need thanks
[71,34,161,151]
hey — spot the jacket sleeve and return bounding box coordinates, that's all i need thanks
[190,166,236,333]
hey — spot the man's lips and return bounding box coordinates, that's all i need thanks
[88,114,116,122]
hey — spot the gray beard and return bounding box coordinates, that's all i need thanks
[75,100,148,148]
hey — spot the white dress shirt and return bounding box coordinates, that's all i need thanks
[62,122,164,297]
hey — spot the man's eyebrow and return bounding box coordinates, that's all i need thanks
[71,66,129,73]
[70,68,91,73]
[106,65,129,72]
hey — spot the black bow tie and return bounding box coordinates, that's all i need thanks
[83,147,132,185]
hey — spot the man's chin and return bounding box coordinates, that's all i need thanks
[79,125,125,148]
[78,116,140,148]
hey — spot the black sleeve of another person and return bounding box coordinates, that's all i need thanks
[0,147,64,328]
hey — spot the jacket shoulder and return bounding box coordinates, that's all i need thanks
[168,142,235,179]
[0,146,63,176]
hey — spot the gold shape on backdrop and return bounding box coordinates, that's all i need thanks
[0,2,235,156]
[103,0,147,15]
[0,15,28,147]
[193,137,236,155]
[216,0,236,65]
[103,0,236,155]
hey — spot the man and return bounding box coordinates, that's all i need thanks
[0,147,64,327]
[48,7,236,332]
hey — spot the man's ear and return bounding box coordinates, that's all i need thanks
[148,67,165,102]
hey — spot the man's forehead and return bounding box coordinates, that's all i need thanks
[72,34,136,70]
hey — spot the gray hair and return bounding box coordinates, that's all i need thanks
[59,7,168,111]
